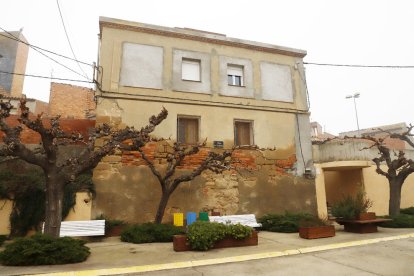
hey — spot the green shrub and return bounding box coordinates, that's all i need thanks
[400,207,414,216]
[0,234,90,266]
[299,216,330,228]
[121,223,184,244]
[0,235,7,246]
[187,221,253,251]
[227,223,253,240]
[380,214,414,228]
[258,212,313,233]
[331,191,373,220]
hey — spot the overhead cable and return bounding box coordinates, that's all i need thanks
[56,0,90,80]
[0,70,94,84]
[0,29,92,66]
[304,62,414,69]
[0,28,90,79]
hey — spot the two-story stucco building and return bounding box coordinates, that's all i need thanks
[93,17,316,223]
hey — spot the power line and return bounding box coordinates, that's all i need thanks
[0,28,90,79]
[0,70,94,84]
[304,62,414,69]
[0,29,93,66]
[56,0,90,80]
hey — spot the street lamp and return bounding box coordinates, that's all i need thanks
[345,92,360,135]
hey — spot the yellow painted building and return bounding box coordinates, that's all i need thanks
[94,17,317,223]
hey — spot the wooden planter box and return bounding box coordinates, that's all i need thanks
[173,230,258,252]
[299,225,335,239]
[106,225,126,237]
[357,212,376,221]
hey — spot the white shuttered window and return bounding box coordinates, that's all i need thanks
[182,59,201,81]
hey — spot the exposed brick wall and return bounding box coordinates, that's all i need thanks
[49,82,96,119]
[0,114,95,144]
[120,142,295,174]
[383,137,406,150]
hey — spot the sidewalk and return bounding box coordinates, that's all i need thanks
[1,227,414,276]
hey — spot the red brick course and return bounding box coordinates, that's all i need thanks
[120,143,296,173]
[0,114,95,144]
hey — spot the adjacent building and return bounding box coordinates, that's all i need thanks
[0,29,28,98]
[93,17,316,223]
[0,30,48,115]
[313,122,414,218]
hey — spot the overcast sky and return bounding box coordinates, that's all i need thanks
[2,0,414,135]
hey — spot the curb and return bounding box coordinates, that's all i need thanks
[29,232,414,276]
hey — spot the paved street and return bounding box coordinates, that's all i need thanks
[138,238,414,276]
[1,228,414,276]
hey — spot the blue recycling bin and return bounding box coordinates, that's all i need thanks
[186,212,197,226]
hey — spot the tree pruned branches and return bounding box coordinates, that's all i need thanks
[0,97,168,236]
[136,139,234,223]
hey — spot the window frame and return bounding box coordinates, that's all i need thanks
[234,119,254,146]
[181,58,201,82]
[227,64,244,87]
[177,115,201,145]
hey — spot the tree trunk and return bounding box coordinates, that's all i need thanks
[154,191,171,224]
[389,178,403,217]
[43,172,65,237]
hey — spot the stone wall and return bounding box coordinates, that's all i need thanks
[93,142,317,223]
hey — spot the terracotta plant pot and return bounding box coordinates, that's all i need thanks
[299,225,335,239]
[356,212,376,221]
[173,230,258,252]
[106,225,125,237]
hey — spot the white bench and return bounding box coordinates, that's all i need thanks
[209,214,262,228]
[43,220,105,237]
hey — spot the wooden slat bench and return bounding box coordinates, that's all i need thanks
[209,214,262,228]
[43,220,105,237]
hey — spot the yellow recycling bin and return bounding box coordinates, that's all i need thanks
[173,213,184,226]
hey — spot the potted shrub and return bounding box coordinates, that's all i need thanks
[258,212,314,233]
[331,191,374,221]
[298,216,335,239]
[173,221,257,252]
[105,219,127,237]
[332,191,390,233]
[96,215,128,237]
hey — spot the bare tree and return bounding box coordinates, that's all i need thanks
[0,97,167,236]
[362,125,414,216]
[137,141,233,223]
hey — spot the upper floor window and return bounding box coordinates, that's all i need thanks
[227,64,244,86]
[234,120,253,146]
[177,116,199,144]
[182,58,201,82]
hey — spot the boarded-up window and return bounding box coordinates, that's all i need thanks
[178,117,199,144]
[234,120,253,146]
[119,43,163,89]
[260,62,293,102]
[182,58,201,81]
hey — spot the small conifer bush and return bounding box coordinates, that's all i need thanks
[121,223,184,244]
[258,212,314,233]
[380,214,414,228]
[0,234,90,266]
[0,235,6,246]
